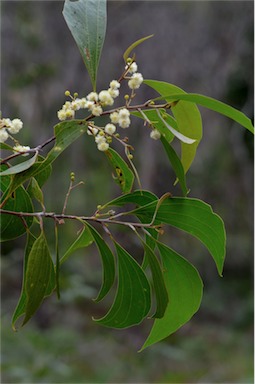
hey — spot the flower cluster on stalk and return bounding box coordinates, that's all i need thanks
[0,117,31,155]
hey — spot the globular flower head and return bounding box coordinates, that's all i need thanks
[98,90,114,106]
[110,111,119,124]
[57,109,67,121]
[95,134,106,144]
[128,73,143,90]
[118,117,131,129]
[97,141,109,152]
[0,129,9,143]
[87,92,99,102]
[13,144,30,156]
[109,80,121,89]
[118,108,130,119]
[87,126,99,136]
[105,123,116,135]
[150,129,161,140]
[91,105,103,116]
[108,88,119,99]
[7,118,23,134]
[125,62,138,74]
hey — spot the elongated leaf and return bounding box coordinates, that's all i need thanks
[144,80,203,173]
[27,177,44,208]
[131,109,175,143]
[156,110,196,144]
[0,151,38,176]
[140,243,203,351]
[105,148,134,193]
[94,242,151,328]
[153,93,254,134]
[63,0,107,90]
[60,225,94,265]
[134,197,226,276]
[86,223,115,302]
[22,231,56,325]
[141,242,168,318]
[12,232,36,330]
[4,120,88,199]
[123,35,154,62]
[0,168,33,242]
[103,189,158,209]
[160,136,189,196]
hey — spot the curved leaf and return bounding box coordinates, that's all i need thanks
[160,136,189,196]
[105,148,134,193]
[154,93,254,134]
[63,0,107,90]
[131,109,175,143]
[94,242,151,328]
[123,35,154,62]
[134,197,226,276]
[144,80,203,173]
[0,169,33,242]
[103,189,158,209]
[0,151,38,176]
[141,242,168,319]
[140,243,203,351]
[86,223,115,302]
[22,231,56,326]
[60,225,94,265]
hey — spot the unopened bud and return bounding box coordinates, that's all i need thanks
[74,92,79,98]
[70,172,75,181]
[65,90,71,97]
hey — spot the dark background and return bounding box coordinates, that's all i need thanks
[1,1,254,383]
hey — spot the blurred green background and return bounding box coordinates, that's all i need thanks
[1,1,253,383]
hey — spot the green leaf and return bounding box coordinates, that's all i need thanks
[63,0,107,90]
[0,151,38,176]
[141,242,168,319]
[22,231,56,325]
[27,177,44,208]
[144,80,203,173]
[134,197,226,276]
[156,109,196,144]
[154,93,254,134]
[160,136,189,196]
[131,109,175,143]
[0,168,34,242]
[103,189,158,209]
[59,225,94,265]
[12,232,36,330]
[4,120,87,198]
[94,242,151,328]
[105,148,134,193]
[86,223,115,302]
[140,243,203,351]
[123,35,154,62]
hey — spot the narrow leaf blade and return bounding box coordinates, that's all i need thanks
[63,0,107,90]
[94,242,151,328]
[0,152,38,176]
[123,35,154,62]
[23,231,56,325]
[86,223,115,302]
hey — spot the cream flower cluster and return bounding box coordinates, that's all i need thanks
[57,80,121,121]
[0,118,23,143]
[125,61,144,90]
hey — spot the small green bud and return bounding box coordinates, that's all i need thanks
[97,204,102,210]
[74,92,79,98]
[126,57,132,64]
[124,94,129,100]
[128,154,133,160]
[65,90,71,97]
[106,137,112,143]
[99,130,104,136]
[70,172,75,181]
[115,133,120,138]
[149,100,155,105]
